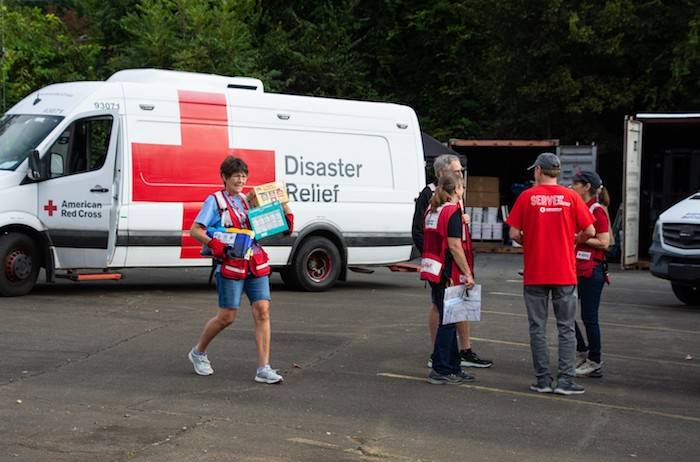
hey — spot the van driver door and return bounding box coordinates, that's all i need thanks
[37,111,120,269]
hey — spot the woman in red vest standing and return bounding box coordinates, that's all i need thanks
[420,173,477,384]
[571,171,611,378]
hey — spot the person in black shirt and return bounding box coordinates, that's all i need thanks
[412,154,493,369]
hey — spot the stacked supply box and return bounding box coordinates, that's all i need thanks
[466,176,504,242]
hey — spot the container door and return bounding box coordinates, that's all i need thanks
[556,144,597,186]
[37,112,120,269]
[622,117,643,267]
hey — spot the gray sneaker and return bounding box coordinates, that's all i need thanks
[529,378,553,393]
[427,370,464,385]
[576,359,603,378]
[188,348,213,376]
[255,365,283,384]
[576,351,588,368]
[554,381,585,395]
[456,369,476,382]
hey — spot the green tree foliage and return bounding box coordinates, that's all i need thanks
[254,1,375,98]
[0,4,100,112]
[108,0,261,78]
[2,0,700,152]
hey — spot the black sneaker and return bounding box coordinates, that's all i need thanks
[460,350,493,368]
[427,370,465,385]
[553,381,585,396]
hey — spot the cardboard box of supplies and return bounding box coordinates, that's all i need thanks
[467,176,499,193]
[486,207,499,223]
[481,223,494,240]
[470,222,482,240]
[492,223,503,241]
[252,181,289,207]
[466,191,500,208]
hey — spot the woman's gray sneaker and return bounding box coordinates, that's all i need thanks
[188,348,214,376]
[255,365,283,384]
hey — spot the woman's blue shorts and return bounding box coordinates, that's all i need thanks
[215,272,271,309]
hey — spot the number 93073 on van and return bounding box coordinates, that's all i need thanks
[0,69,425,296]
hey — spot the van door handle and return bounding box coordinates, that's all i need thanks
[90,185,109,193]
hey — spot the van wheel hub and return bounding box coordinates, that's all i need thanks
[305,249,332,283]
[5,250,32,282]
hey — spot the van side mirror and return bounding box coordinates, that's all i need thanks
[27,150,45,181]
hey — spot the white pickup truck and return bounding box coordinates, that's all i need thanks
[649,192,700,305]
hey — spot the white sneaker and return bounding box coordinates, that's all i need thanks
[576,359,603,377]
[255,365,283,384]
[188,348,213,376]
[576,351,587,368]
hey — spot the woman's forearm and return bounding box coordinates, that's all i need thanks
[448,238,472,276]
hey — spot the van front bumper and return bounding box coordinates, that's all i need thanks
[649,241,700,283]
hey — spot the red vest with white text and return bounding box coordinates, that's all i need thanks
[420,203,474,284]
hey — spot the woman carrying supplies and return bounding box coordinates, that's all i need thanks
[187,156,293,384]
[420,172,477,384]
[570,170,611,378]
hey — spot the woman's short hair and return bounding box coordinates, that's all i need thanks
[220,156,248,178]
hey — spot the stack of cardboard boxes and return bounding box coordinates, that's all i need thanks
[465,176,503,242]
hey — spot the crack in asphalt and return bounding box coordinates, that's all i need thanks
[0,323,173,388]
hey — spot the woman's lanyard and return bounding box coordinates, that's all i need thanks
[223,191,249,228]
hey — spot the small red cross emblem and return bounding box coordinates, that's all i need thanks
[43,200,57,216]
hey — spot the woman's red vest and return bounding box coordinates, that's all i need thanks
[213,190,271,278]
[419,202,474,285]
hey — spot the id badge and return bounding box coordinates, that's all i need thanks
[576,250,592,261]
[425,212,439,229]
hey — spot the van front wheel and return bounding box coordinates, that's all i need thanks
[0,233,40,297]
[671,282,700,306]
[287,237,341,292]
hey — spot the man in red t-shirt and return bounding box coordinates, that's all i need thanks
[506,153,595,395]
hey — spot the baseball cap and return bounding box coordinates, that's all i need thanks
[573,170,603,190]
[527,152,561,170]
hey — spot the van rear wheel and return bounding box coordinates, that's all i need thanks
[671,282,700,306]
[0,233,40,297]
[285,236,341,292]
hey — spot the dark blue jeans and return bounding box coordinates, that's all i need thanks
[430,283,461,375]
[575,263,605,363]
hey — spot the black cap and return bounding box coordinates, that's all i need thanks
[573,170,603,190]
[527,152,561,171]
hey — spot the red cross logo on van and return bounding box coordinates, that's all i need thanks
[131,90,275,203]
[43,200,58,217]
[130,90,276,258]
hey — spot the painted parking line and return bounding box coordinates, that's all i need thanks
[377,372,700,424]
[287,437,415,460]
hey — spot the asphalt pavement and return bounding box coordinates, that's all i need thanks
[1,254,699,461]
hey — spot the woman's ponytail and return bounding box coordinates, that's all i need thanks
[429,187,451,212]
[598,186,610,207]
[429,172,461,212]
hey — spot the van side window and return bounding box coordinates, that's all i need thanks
[47,116,113,178]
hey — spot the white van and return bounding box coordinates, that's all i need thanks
[649,192,700,305]
[0,69,425,296]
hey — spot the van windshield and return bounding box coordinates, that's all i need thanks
[0,114,63,170]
